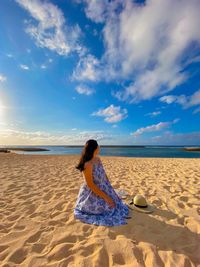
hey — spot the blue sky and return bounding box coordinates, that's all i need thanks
[0,0,200,145]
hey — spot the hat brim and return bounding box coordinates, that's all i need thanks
[127,203,155,214]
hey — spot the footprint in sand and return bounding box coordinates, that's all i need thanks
[177,215,186,225]
[0,201,7,208]
[179,196,189,202]
[163,185,171,192]
[7,214,21,222]
[112,253,126,265]
[26,230,43,243]
[8,247,27,264]
[43,192,54,201]
[82,224,93,235]
[80,243,98,257]
[25,204,37,216]
[177,201,185,209]
[94,246,109,266]
[31,243,46,253]
[132,246,145,265]
[47,243,72,261]
[0,245,9,254]
[13,225,26,230]
[53,202,65,211]
[0,245,9,262]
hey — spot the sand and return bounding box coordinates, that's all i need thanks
[0,153,200,267]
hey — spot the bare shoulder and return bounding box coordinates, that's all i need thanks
[84,158,100,170]
[84,161,92,169]
[94,156,101,161]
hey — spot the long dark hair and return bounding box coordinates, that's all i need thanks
[75,139,98,172]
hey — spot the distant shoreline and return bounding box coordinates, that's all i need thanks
[0,145,200,157]
[0,147,49,153]
[183,147,200,151]
[1,145,200,147]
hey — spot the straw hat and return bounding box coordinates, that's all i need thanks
[127,195,155,213]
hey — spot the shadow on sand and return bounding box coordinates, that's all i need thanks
[109,207,200,266]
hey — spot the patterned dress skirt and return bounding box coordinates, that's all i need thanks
[74,158,130,226]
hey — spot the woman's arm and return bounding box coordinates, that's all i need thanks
[83,162,112,203]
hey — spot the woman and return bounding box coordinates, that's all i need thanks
[74,139,130,226]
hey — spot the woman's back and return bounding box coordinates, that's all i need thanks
[82,156,102,184]
[74,156,130,226]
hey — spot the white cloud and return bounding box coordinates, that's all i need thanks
[183,55,200,66]
[159,95,179,104]
[91,104,128,123]
[79,0,200,103]
[1,127,199,145]
[72,54,101,82]
[40,64,47,69]
[131,122,170,137]
[6,54,14,58]
[78,130,107,140]
[131,118,179,137]
[75,85,95,95]
[82,0,110,23]
[193,106,200,114]
[19,64,30,70]
[0,74,7,82]
[185,89,200,108]
[172,118,180,124]
[159,89,200,109]
[0,128,111,145]
[16,0,83,56]
[145,111,161,117]
[81,0,124,24]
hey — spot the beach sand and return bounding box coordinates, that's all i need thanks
[0,154,200,267]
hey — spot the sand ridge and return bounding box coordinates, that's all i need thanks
[0,154,200,266]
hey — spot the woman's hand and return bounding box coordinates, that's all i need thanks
[105,196,116,208]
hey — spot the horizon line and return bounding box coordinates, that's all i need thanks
[1,144,200,147]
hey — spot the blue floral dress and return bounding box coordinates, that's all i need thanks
[74,157,130,226]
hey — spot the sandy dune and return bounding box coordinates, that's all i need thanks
[0,154,200,267]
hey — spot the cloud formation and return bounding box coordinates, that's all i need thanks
[193,107,200,114]
[19,64,30,70]
[76,0,200,103]
[72,54,101,82]
[0,129,111,145]
[159,89,200,109]
[75,85,95,95]
[83,0,108,23]
[145,111,161,117]
[91,104,128,123]
[16,0,83,56]
[131,118,179,137]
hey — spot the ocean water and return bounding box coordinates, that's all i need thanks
[2,145,200,158]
